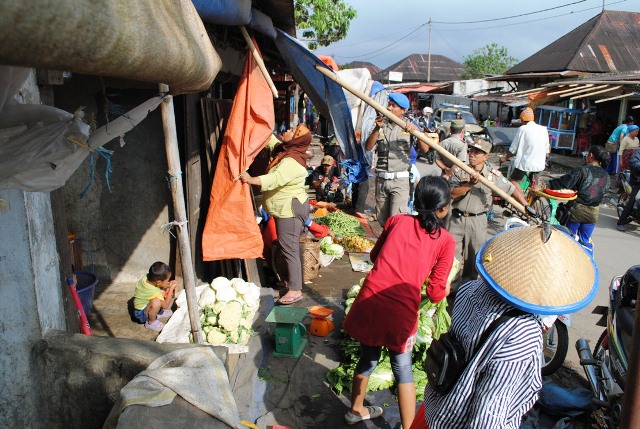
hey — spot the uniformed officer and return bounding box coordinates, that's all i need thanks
[365,92,429,226]
[448,139,527,288]
[435,119,468,179]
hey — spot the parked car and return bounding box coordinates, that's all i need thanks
[432,106,484,139]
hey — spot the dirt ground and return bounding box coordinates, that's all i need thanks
[87,144,611,428]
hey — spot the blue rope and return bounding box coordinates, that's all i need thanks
[165,171,183,189]
[79,147,114,198]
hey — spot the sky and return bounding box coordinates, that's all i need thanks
[312,0,640,71]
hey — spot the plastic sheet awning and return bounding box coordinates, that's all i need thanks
[274,30,358,160]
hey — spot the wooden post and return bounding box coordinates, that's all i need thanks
[159,83,203,344]
[314,66,527,215]
[240,26,278,99]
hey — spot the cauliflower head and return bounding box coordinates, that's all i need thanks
[206,327,228,345]
[217,300,245,332]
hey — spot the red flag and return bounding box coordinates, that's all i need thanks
[202,39,274,261]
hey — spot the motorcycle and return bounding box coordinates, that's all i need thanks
[576,265,638,428]
[504,218,571,376]
[616,169,640,225]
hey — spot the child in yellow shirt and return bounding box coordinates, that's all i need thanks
[133,262,177,332]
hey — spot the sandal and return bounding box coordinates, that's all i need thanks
[276,295,303,305]
[344,406,384,425]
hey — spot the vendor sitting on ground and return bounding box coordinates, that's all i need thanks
[310,155,344,203]
[132,261,177,332]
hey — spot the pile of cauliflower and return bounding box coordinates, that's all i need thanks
[197,277,261,346]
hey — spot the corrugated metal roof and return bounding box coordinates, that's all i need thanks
[373,54,464,83]
[341,61,381,75]
[507,10,640,75]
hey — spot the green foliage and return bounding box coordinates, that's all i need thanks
[461,43,518,80]
[294,0,357,50]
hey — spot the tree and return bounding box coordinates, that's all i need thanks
[461,43,518,80]
[295,0,357,50]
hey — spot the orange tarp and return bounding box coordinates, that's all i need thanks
[317,55,339,71]
[202,39,274,261]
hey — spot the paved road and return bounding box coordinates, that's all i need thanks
[564,202,640,368]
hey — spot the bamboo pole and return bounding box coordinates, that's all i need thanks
[595,92,637,103]
[547,84,594,96]
[159,83,203,344]
[570,85,622,99]
[240,26,278,98]
[558,85,610,98]
[314,65,528,215]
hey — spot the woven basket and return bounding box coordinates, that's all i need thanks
[273,237,321,283]
[300,237,321,281]
[477,225,597,314]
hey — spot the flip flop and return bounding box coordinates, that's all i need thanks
[344,406,384,425]
[276,295,304,305]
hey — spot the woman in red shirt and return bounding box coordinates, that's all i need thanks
[342,176,455,428]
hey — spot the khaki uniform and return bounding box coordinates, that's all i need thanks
[374,123,412,226]
[437,135,468,168]
[449,163,514,285]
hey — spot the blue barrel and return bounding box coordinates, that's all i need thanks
[74,271,98,318]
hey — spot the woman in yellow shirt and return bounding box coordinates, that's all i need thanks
[240,124,312,304]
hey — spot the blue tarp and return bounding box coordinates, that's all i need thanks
[191,0,252,25]
[274,30,358,162]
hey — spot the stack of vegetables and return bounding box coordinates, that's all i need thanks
[314,211,365,237]
[196,277,261,346]
[326,277,451,400]
[319,236,344,258]
[339,235,376,253]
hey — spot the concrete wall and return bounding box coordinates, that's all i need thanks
[52,75,173,283]
[39,331,228,428]
[0,190,67,427]
[0,70,67,428]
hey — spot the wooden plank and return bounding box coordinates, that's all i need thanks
[183,92,207,281]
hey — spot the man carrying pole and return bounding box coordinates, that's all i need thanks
[365,93,430,227]
[315,65,531,218]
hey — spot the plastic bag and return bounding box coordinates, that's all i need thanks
[0,103,90,192]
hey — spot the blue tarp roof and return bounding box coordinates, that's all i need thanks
[274,30,358,161]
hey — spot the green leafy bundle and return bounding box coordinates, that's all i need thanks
[314,212,365,237]
[326,278,451,401]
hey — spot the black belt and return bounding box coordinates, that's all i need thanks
[452,208,486,218]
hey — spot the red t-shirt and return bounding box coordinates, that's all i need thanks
[342,214,455,353]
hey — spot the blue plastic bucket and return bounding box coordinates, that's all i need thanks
[74,271,98,318]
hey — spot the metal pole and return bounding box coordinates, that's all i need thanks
[158,83,204,344]
[427,19,432,83]
[314,66,527,215]
[619,286,640,428]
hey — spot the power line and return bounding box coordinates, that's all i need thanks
[334,23,427,60]
[432,0,587,24]
[434,0,627,32]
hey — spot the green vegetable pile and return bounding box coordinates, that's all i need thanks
[319,236,344,258]
[326,277,452,400]
[314,212,365,237]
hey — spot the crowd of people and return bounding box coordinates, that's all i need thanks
[132,88,635,427]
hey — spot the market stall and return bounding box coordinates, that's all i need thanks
[536,105,583,153]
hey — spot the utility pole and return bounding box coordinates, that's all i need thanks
[602,0,605,11]
[427,19,432,83]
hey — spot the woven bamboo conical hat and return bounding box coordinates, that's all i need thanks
[476,225,598,315]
